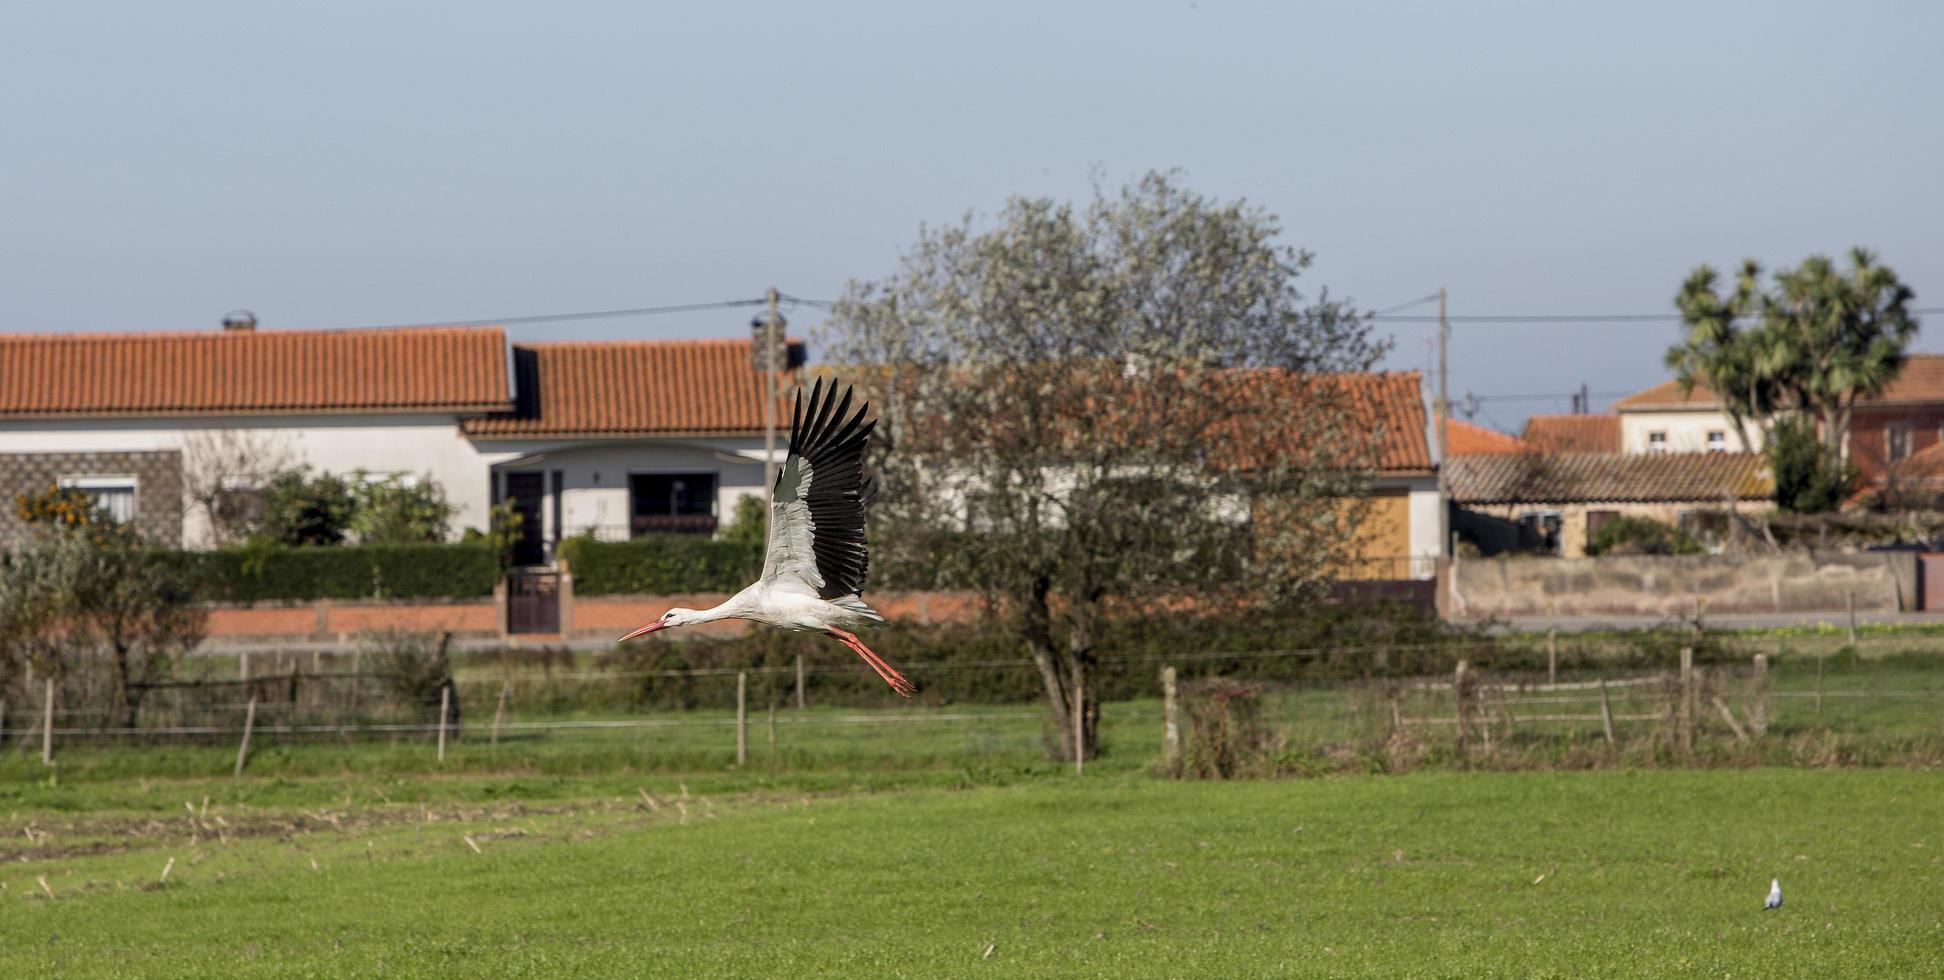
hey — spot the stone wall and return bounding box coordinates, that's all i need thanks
[1448,551,1918,619]
[0,450,183,548]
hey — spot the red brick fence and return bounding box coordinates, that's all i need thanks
[202,584,983,649]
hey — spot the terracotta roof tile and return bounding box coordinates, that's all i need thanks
[1446,451,1771,504]
[1615,354,1944,412]
[1444,418,1530,456]
[0,326,510,417]
[463,339,802,438]
[1520,414,1621,453]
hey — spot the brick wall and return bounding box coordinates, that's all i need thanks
[0,450,184,548]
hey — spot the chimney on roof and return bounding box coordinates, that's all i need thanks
[750,311,788,372]
[222,310,257,332]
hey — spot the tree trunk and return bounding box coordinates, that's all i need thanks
[1020,579,1074,758]
[1062,615,1101,763]
[111,640,142,730]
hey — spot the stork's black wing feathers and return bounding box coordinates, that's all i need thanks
[770,378,875,600]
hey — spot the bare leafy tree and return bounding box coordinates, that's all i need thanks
[181,429,297,546]
[821,172,1388,760]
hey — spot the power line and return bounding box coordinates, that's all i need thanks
[1369,294,1442,317]
[1375,307,1944,324]
[342,298,773,331]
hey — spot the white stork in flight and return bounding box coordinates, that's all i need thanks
[617,379,915,698]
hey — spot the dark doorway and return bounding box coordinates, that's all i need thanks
[629,472,718,535]
[505,472,547,566]
[507,570,560,634]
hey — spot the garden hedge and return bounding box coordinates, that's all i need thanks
[557,535,763,596]
[159,543,501,603]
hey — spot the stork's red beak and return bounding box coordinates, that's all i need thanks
[618,621,669,643]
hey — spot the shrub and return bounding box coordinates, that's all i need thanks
[1768,414,1855,513]
[164,542,500,602]
[558,534,763,595]
[1584,516,1704,557]
[361,630,459,729]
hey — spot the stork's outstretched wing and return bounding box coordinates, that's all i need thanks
[761,378,875,599]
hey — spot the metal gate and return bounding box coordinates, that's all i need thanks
[507,571,561,634]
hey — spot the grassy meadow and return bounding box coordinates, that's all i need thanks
[1,635,1940,977]
[0,769,1939,977]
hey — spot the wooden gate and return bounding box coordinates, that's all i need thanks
[507,571,561,634]
[1921,553,1944,611]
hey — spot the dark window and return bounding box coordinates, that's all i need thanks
[630,472,718,535]
[505,472,547,566]
[1518,510,1563,555]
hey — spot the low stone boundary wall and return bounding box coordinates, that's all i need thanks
[1448,551,1918,619]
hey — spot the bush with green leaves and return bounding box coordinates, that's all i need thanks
[0,518,204,728]
[1768,414,1855,514]
[161,542,500,602]
[557,534,763,595]
[261,469,455,546]
[1584,515,1705,557]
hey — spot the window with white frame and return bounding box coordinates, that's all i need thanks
[60,475,138,524]
[1647,431,1668,453]
[1706,431,1726,453]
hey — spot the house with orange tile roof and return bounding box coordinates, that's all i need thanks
[0,319,799,560]
[1443,418,1532,456]
[1611,354,1944,492]
[1520,413,1621,454]
[2,321,1443,577]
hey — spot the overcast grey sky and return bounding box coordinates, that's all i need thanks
[3,1,1939,430]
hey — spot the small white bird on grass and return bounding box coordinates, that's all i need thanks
[1764,878,1783,910]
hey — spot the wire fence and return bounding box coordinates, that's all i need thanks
[3,629,1940,775]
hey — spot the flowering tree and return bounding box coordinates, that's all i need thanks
[822,172,1388,759]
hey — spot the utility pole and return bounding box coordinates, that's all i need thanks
[762,286,781,535]
[1436,287,1451,563]
[1436,287,1449,460]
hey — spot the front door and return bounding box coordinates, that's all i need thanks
[505,472,547,566]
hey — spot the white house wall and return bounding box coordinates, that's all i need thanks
[0,415,516,547]
[470,437,771,546]
[1619,410,1765,454]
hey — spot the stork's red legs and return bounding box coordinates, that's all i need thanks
[827,627,916,699]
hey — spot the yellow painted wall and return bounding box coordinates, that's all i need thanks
[1345,487,1411,579]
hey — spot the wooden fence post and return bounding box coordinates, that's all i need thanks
[1598,680,1616,745]
[795,654,805,712]
[1161,666,1180,771]
[0,700,7,745]
[736,671,748,767]
[41,678,54,767]
[437,684,451,763]
[1547,628,1558,686]
[768,702,777,754]
[1453,660,1470,752]
[490,680,510,746]
[1847,590,1858,648]
[239,650,251,682]
[1679,647,1694,752]
[1815,651,1826,720]
[234,696,258,777]
[1751,653,1769,738]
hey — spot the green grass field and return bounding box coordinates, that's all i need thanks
[2,766,1940,977]
[3,640,1940,977]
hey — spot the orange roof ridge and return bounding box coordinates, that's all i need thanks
[0,323,503,343]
